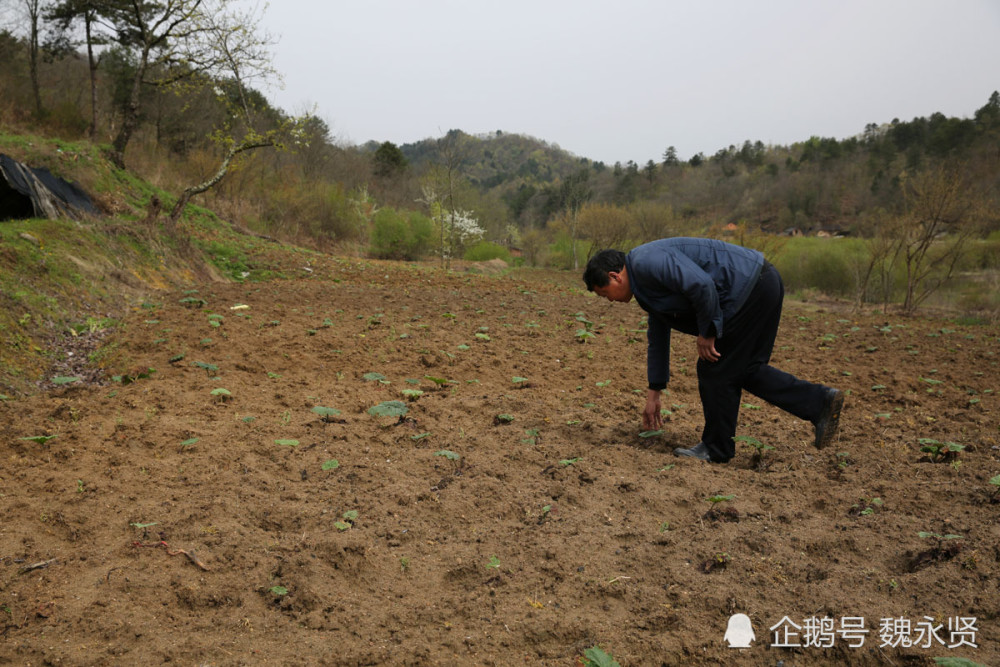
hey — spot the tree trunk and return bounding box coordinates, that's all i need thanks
[85,13,98,140]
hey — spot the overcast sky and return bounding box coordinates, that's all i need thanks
[247,0,1000,165]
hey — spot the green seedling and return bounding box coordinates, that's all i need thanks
[852,497,883,516]
[919,438,965,463]
[595,380,611,388]
[192,361,219,376]
[19,435,58,444]
[321,459,340,471]
[269,585,288,596]
[311,406,342,423]
[494,414,514,424]
[401,389,423,401]
[475,333,491,341]
[334,510,359,531]
[275,439,299,447]
[575,328,595,342]
[522,429,539,444]
[424,375,450,386]
[706,494,735,505]
[989,474,1000,499]
[560,457,582,467]
[363,372,389,384]
[434,450,460,461]
[210,387,232,402]
[411,432,431,441]
[368,401,408,418]
[581,645,621,667]
[51,376,82,385]
[512,376,529,385]
[180,437,199,448]
[486,555,501,570]
[638,430,663,438]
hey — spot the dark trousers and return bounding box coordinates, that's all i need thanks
[697,263,829,462]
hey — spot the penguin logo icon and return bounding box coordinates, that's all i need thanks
[724,613,755,648]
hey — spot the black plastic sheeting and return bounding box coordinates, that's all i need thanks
[0,153,98,221]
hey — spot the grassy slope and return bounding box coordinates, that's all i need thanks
[0,134,310,397]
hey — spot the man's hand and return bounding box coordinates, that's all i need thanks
[643,389,662,430]
[697,335,720,362]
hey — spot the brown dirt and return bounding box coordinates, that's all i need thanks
[1,257,998,666]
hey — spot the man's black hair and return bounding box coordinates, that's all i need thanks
[583,249,626,291]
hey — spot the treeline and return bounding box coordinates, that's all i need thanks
[1,1,998,275]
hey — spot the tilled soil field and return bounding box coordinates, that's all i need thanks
[1,257,998,666]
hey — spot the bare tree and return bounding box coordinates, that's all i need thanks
[103,0,275,170]
[169,2,289,221]
[45,0,108,139]
[17,0,48,117]
[896,165,984,313]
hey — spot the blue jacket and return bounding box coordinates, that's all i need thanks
[624,238,765,389]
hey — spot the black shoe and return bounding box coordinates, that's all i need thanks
[673,442,711,461]
[814,388,844,449]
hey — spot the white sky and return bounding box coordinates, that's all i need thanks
[247,0,1000,165]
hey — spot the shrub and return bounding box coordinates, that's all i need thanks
[370,208,410,259]
[463,241,511,262]
[773,237,865,298]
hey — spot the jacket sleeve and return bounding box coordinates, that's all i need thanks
[646,312,671,390]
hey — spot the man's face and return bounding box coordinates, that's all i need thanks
[594,271,633,303]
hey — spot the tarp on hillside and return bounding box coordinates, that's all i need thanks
[0,153,98,221]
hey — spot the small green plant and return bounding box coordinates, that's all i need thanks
[401,389,423,401]
[919,438,965,463]
[988,474,1000,500]
[486,555,501,570]
[575,328,595,342]
[269,585,288,596]
[368,400,408,418]
[192,361,219,376]
[434,450,460,461]
[559,457,582,466]
[19,434,58,444]
[210,387,232,402]
[851,497,884,516]
[494,414,514,424]
[275,439,299,447]
[638,429,663,438]
[321,459,340,471]
[595,380,611,388]
[706,494,735,505]
[311,406,342,423]
[51,376,82,385]
[581,645,621,667]
[363,371,389,384]
[334,510,359,531]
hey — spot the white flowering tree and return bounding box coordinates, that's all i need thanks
[443,208,485,260]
